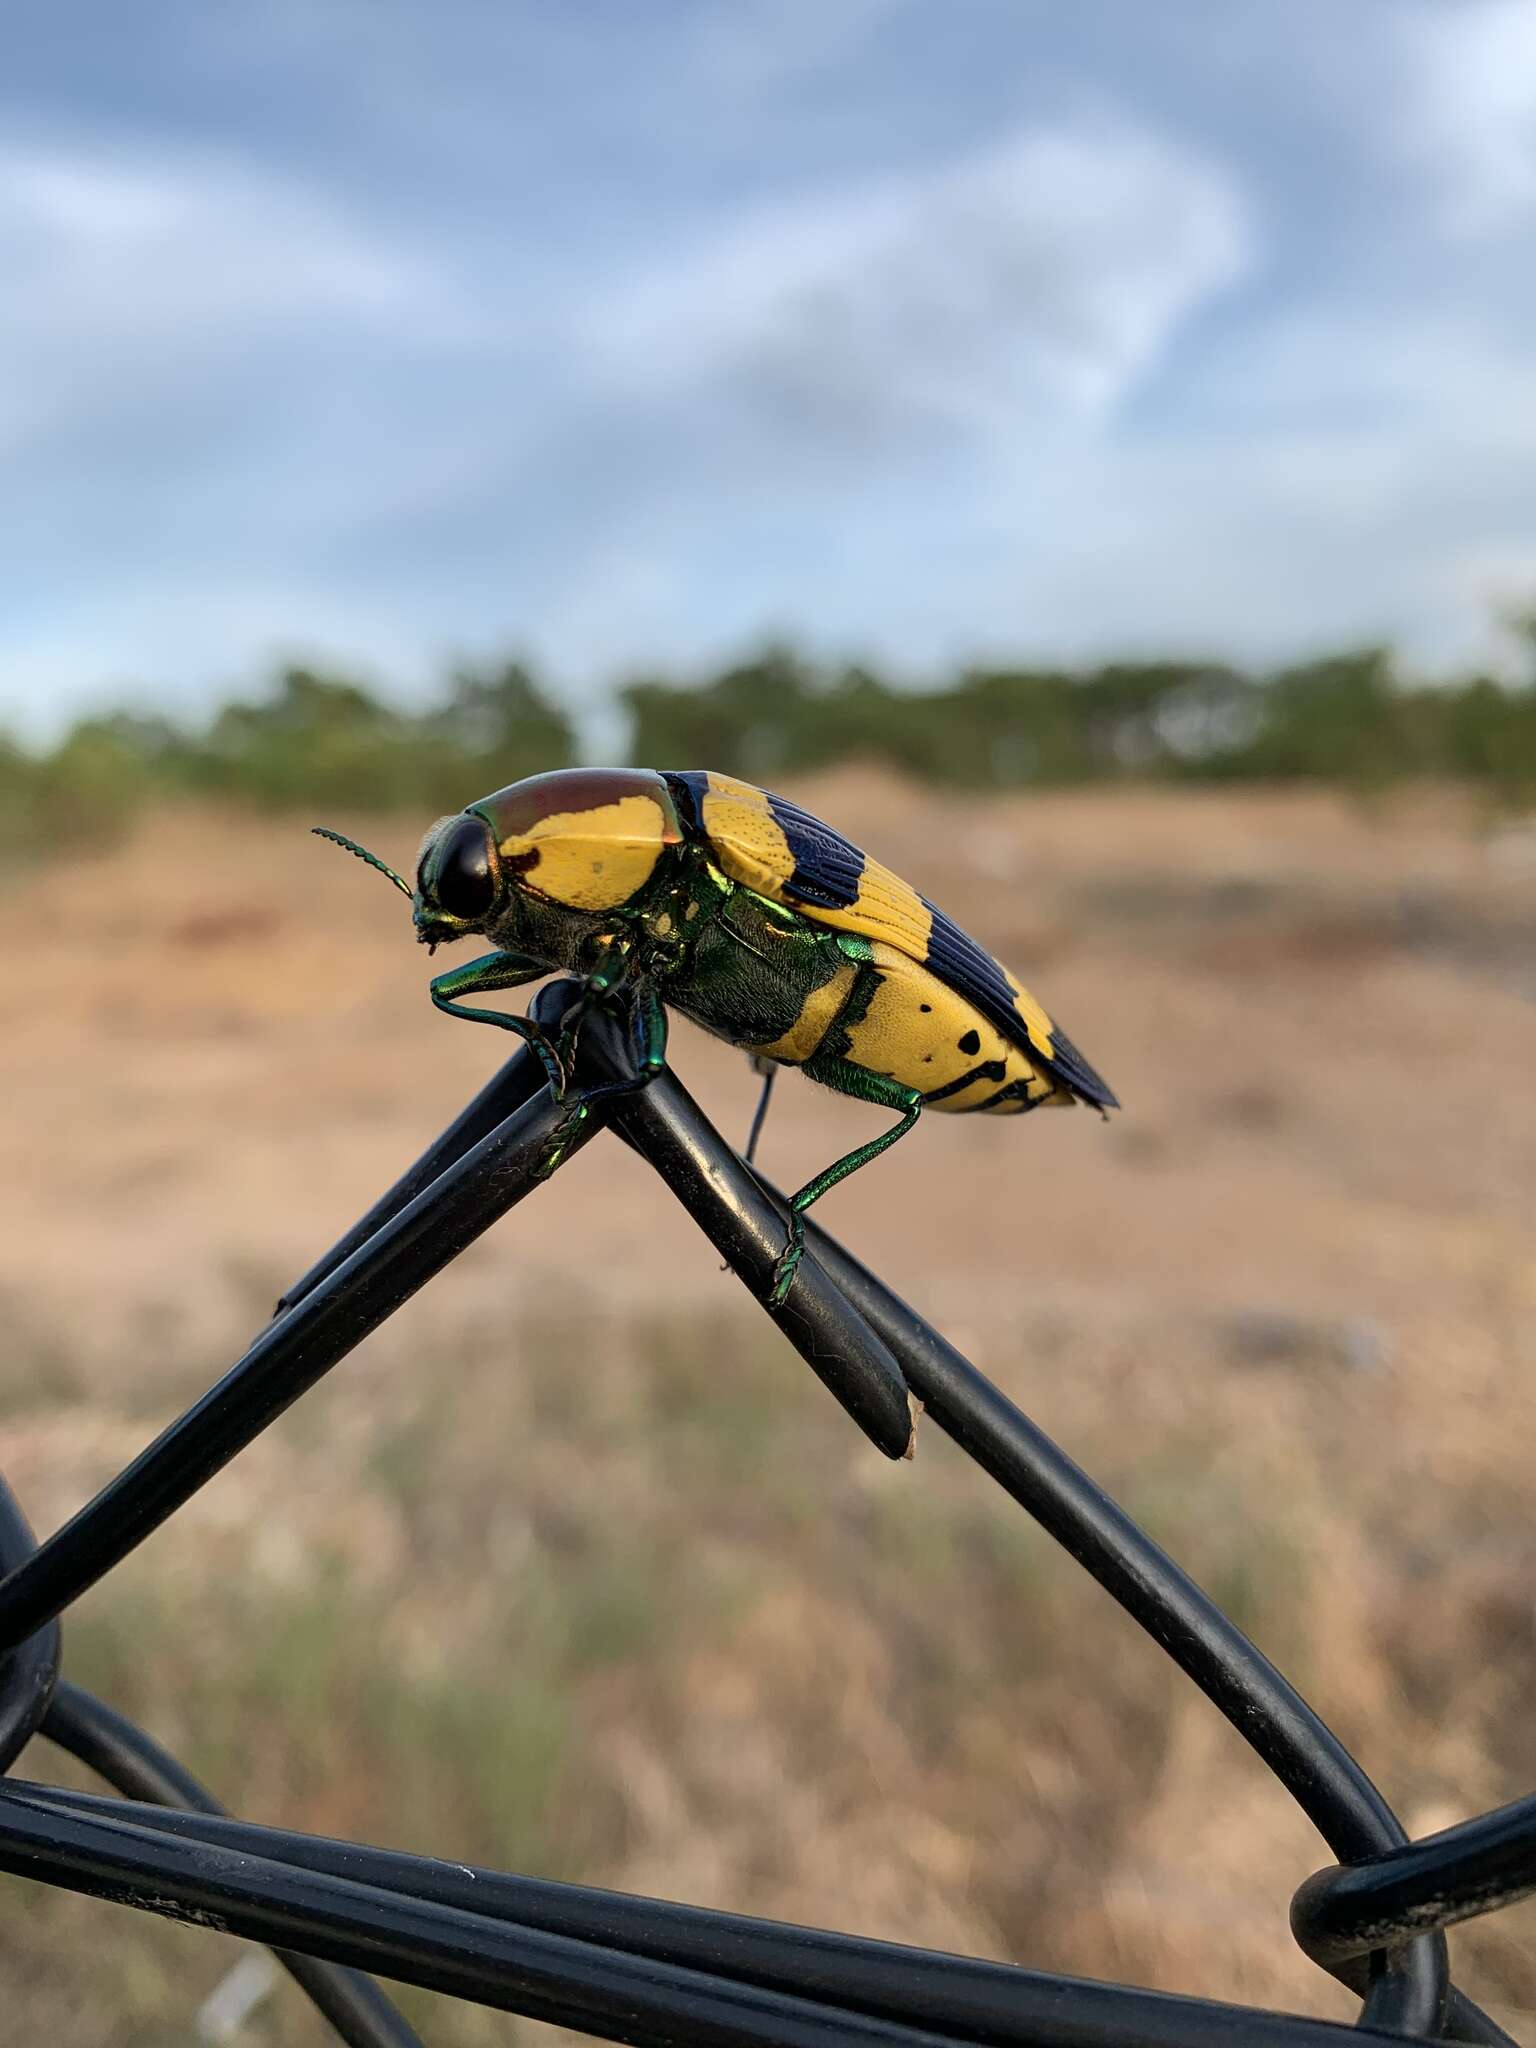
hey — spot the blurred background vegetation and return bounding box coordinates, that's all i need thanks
[5,617,1536,865]
[4,609,1536,2046]
[8,751,1535,2042]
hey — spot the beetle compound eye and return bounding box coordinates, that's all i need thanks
[428,815,497,920]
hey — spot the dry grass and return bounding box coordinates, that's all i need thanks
[2,777,1535,2043]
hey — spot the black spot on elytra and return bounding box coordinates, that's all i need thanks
[957,1028,981,1055]
[919,1003,932,1012]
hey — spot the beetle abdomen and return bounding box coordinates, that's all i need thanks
[665,888,853,1057]
[843,944,1065,1113]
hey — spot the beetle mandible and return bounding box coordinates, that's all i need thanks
[317,767,1118,1303]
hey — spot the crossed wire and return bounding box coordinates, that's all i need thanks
[0,978,1532,2047]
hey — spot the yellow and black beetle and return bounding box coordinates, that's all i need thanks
[318,767,1117,1301]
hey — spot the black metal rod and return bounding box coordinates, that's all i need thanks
[274,1046,546,1316]
[0,1784,1025,2048]
[2,1006,1521,2046]
[575,1015,914,1459]
[603,1082,1408,1844]
[592,1051,1513,2042]
[281,995,915,1458]
[787,1228,1513,2048]
[788,1203,1401,1844]
[42,1683,420,2048]
[683,1154,1459,2040]
[1293,1794,1536,1962]
[41,1681,215,1811]
[0,1783,1207,2048]
[0,1783,1453,2048]
[0,1077,602,1655]
[0,1480,59,1775]
[1442,1992,1525,2048]
[274,979,596,1320]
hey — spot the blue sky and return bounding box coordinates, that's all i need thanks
[4,0,1536,742]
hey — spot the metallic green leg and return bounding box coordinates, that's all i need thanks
[769,1058,922,1306]
[744,1057,777,1165]
[536,981,670,1179]
[429,950,565,1094]
[552,935,635,1078]
[612,979,670,1089]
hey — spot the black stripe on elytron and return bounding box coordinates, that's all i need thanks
[921,896,1120,1110]
[763,790,866,910]
[921,1060,1007,1106]
[1041,1023,1121,1111]
[663,771,868,910]
[922,899,1030,1031]
[974,1077,1055,1115]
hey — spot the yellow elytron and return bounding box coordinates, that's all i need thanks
[319,766,1118,1301]
[687,772,1087,1116]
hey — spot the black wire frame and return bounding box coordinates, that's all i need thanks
[0,978,1531,2047]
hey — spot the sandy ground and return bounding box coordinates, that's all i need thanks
[2,774,1534,2042]
[6,775,1533,1349]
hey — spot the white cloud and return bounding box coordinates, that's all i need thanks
[937,304,1536,680]
[688,0,910,94]
[1399,0,1536,234]
[4,5,1535,746]
[0,139,441,455]
[589,119,1252,442]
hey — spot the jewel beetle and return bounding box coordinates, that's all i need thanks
[317,767,1118,1302]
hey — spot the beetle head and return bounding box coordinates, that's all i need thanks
[412,811,503,949]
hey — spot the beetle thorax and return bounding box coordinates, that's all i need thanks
[468,841,723,980]
[482,884,607,974]
[634,853,731,967]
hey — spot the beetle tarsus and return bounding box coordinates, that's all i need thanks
[538,1037,570,1100]
[535,1097,593,1178]
[768,1223,805,1308]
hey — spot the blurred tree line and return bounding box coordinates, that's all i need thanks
[4,625,1535,860]
[621,624,1536,794]
[0,661,574,856]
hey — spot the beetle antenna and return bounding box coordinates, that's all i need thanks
[312,826,413,898]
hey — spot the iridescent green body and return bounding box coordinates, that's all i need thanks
[429,830,855,1058]
[317,765,1115,1302]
